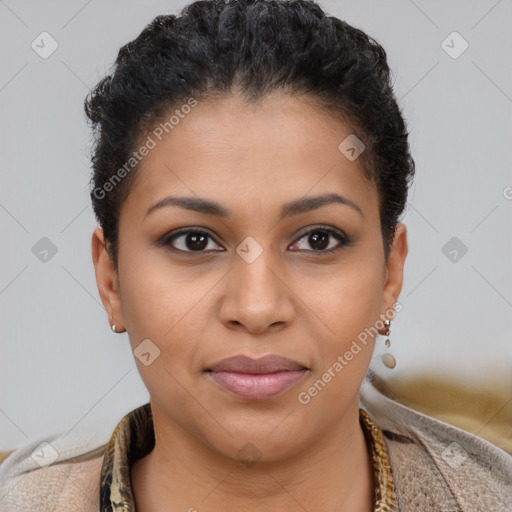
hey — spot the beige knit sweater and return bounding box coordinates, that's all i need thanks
[1,378,511,511]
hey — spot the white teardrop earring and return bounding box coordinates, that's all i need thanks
[380,319,396,369]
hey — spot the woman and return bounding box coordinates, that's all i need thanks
[0,0,510,510]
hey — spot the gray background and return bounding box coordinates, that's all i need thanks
[1,0,511,449]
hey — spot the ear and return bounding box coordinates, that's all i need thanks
[91,227,125,331]
[381,222,408,318]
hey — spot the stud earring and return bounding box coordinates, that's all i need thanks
[380,319,396,369]
[111,324,117,333]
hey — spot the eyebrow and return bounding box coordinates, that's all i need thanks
[145,192,364,219]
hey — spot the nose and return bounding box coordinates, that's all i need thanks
[219,244,295,335]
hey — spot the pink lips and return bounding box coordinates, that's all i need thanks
[205,355,308,401]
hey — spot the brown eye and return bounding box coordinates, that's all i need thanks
[290,227,349,254]
[160,229,224,253]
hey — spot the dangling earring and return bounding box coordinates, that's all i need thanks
[383,319,391,347]
[380,319,396,369]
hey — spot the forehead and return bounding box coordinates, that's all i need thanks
[122,92,379,222]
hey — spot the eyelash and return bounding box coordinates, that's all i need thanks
[157,225,351,256]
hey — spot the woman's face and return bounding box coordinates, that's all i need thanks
[93,91,407,462]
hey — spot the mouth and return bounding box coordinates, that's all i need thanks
[204,354,309,401]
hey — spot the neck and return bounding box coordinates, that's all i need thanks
[131,400,375,512]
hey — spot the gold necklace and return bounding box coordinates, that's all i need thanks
[359,408,399,511]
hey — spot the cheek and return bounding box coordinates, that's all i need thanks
[300,257,383,345]
[293,264,382,414]
[117,247,221,392]
[118,243,208,340]
[304,258,383,382]
[118,264,203,408]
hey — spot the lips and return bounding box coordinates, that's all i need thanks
[207,354,307,374]
[205,355,308,400]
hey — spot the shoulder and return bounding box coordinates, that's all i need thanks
[0,430,107,511]
[360,377,512,512]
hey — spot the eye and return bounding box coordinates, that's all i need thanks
[159,229,224,253]
[290,226,350,254]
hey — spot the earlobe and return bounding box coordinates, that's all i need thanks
[91,227,125,332]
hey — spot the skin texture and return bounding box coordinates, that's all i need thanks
[92,91,408,511]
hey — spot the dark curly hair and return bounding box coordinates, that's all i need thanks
[84,0,415,269]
